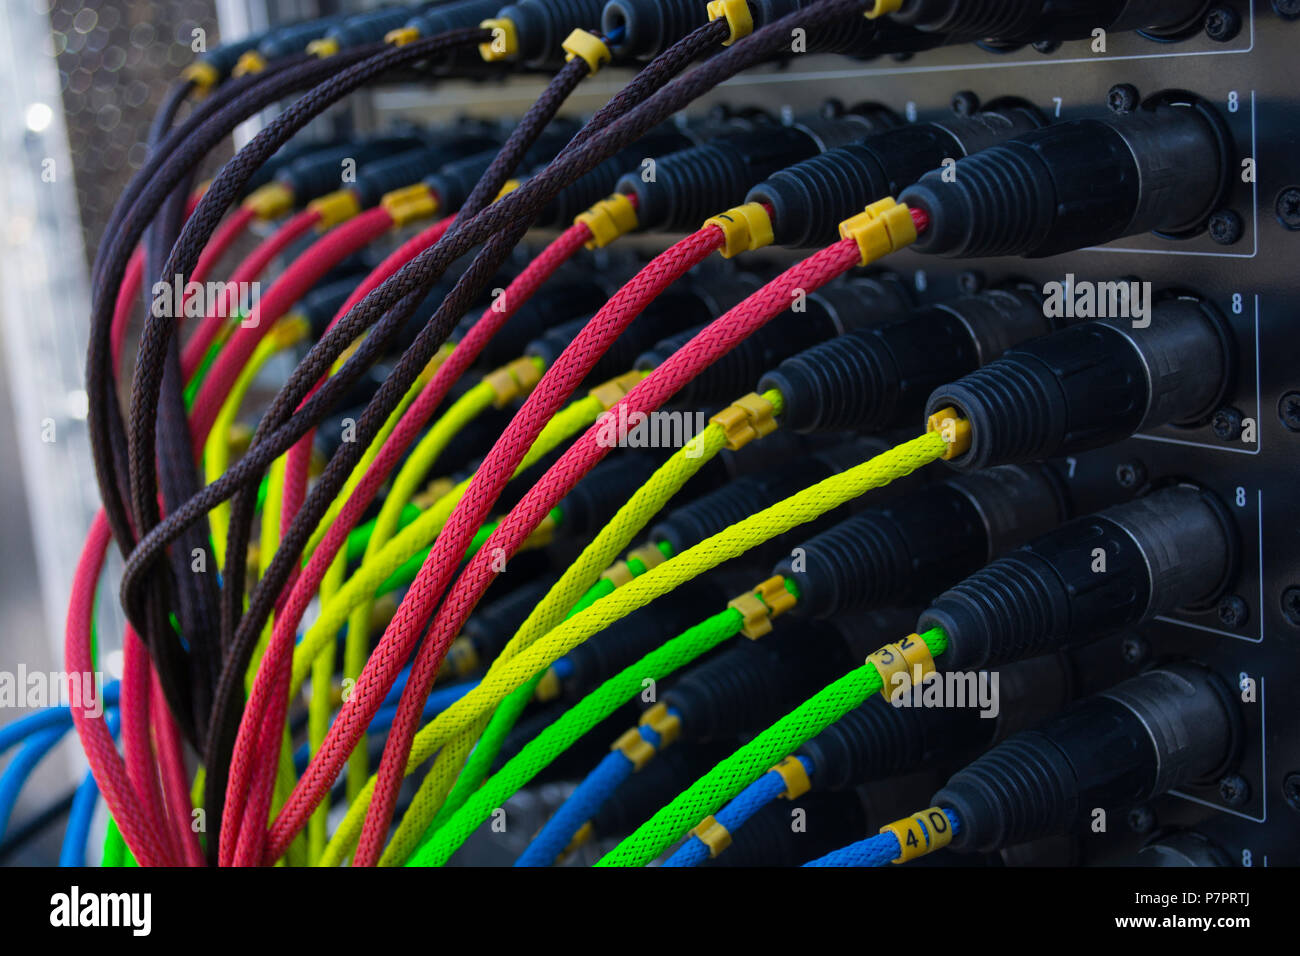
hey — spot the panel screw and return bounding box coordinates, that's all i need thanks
[1218,774,1251,808]
[1279,392,1300,431]
[1107,84,1139,114]
[1281,587,1300,628]
[1204,6,1242,41]
[1276,187,1300,230]
[1217,595,1250,630]
[951,90,980,116]
[1207,210,1244,245]
[1273,0,1300,20]
[957,270,984,293]
[1211,406,1243,440]
[1114,461,1146,489]
[1283,773,1300,812]
[1121,635,1148,664]
[1127,806,1156,834]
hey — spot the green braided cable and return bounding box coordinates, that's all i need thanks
[407,606,748,866]
[596,627,949,867]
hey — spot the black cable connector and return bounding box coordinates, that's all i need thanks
[888,0,1210,43]
[926,295,1233,471]
[424,120,580,211]
[403,1,503,45]
[919,485,1237,669]
[275,137,426,207]
[494,0,609,66]
[748,104,1044,248]
[900,93,1232,257]
[776,464,1070,618]
[761,287,1049,433]
[935,663,1241,852]
[636,276,914,406]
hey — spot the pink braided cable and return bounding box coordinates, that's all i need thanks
[150,670,204,866]
[66,513,175,866]
[352,237,862,863]
[266,227,726,860]
[121,626,177,861]
[224,222,593,864]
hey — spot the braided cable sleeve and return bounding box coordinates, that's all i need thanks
[358,239,859,861]
[663,761,800,867]
[180,208,320,379]
[387,419,734,856]
[65,514,174,866]
[363,429,939,865]
[271,228,722,863]
[406,609,743,867]
[803,810,961,867]
[597,626,951,867]
[515,748,636,867]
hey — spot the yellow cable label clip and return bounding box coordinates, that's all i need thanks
[690,815,733,857]
[380,184,439,227]
[838,197,917,266]
[479,18,519,61]
[865,0,906,18]
[588,369,647,411]
[600,561,635,588]
[613,726,657,771]
[627,543,667,572]
[181,61,220,94]
[927,405,972,460]
[702,201,774,258]
[484,356,544,407]
[231,50,267,78]
[308,190,361,230]
[562,28,612,73]
[706,0,753,46]
[307,36,340,58]
[386,26,421,46]
[445,637,479,678]
[866,632,936,691]
[879,806,954,863]
[242,181,294,220]
[709,391,779,450]
[773,755,812,800]
[638,702,682,749]
[575,193,639,249]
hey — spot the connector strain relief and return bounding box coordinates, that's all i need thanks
[776,512,902,617]
[935,733,1075,852]
[902,144,1050,258]
[759,330,888,433]
[919,556,1062,669]
[601,0,706,59]
[926,357,1060,471]
[618,144,746,231]
[799,695,929,790]
[747,145,887,248]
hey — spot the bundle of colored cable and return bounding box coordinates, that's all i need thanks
[803,808,961,867]
[598,626,950,866]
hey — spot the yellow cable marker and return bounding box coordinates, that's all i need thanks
[639,703,681,749]
[926,405,972,460]
[703,202,774,258]
[879,806,954,863]
[479,18,519,61]
[839,196,917,265]
[307,37,340,58]
[773,755,812,799]
[181,61,219,93]
[242,181,295,220]
[232,50,267,77]
[690,815,733,856]
[575,193,639,249]
[626,543,667,572]
[709,391,779,450]
[562,29,611,73]
[866,0,906,17]
[380,184,439,226]
[707,0,753,46]
[386,26,421,46]
[613,727,657,771]
[308,189,362,230]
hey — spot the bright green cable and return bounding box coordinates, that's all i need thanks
[372,427,944,866]
[408,607,747,866]
[597,627,949,867]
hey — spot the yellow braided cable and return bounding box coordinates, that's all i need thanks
[288,394,607,700]
[378,419,734,864]
[326,430,946,865]
[204,317,307,567]
[302,349,448,561]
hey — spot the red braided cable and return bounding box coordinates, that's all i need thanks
[265,226,725,859]
[351,236,863,863]
[226,221,593,865]
[180,208,321,380]
[188,207,394,454]
[120,625,175,860]
[150,669,204,866]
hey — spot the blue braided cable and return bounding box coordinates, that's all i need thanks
[803,808,962,867]
[515,722,667,868]
[0,723,71,839]
[0,682,121,754]
[60,709,121,867]
[663,755,815,867]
